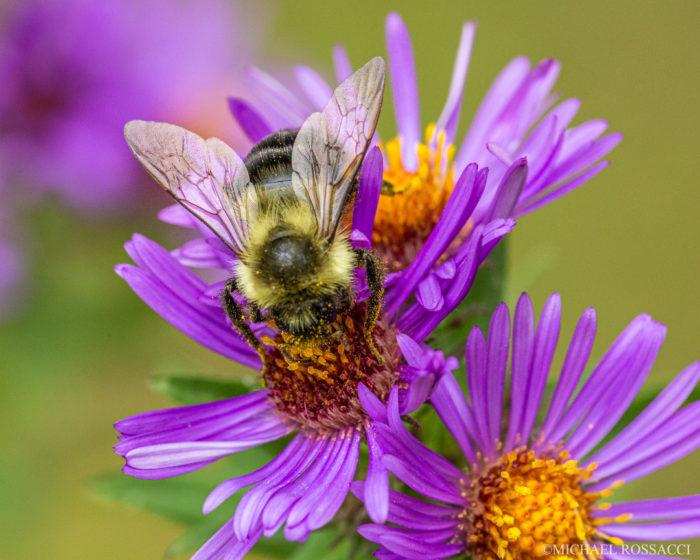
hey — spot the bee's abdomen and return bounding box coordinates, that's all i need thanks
[244,128,298,189]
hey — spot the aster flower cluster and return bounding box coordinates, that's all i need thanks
[111,10,698,560]
[356,294,700,560]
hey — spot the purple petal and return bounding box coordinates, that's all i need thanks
[485,302,509,447]
[126,440,274,471]
[228,97,273,144]
[588,403,700,486]
[245,66,308,128]
[294,65,333,111]
[385,163,481,318]
[455,57,531,171]
[381,454,462,505]
[385,12,420,171]
[332,44,352,82]
[363,423,389,523]
[232,435,325,540]
[597,495,700,522]
[546,315,654,445]
[484,157,528,221]
[158,203,198,228]
[601,517,700,540]
[262,434,345,537]
[566,321,665,458]
[587,362,700,468]
[203,434,308,514]
[435,21,476,144]
[385,389,464,484]
[191,520,235,560]
[519,293,561,446]
[515,160,611,216]
[416,275,444,311]
[115,391,267,435]
[115,264,260,368]
[539,307,597,444]
[172,238,225,269]
[352,145,383,241]
[430,373,478,464]
[504,293,535,452]
[384,487,461,529]
[358,525,464,560]
[466,326,492,455]
[396,333,428,369]
[303,430,361,529]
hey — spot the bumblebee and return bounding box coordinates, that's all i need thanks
[124,58,386,369]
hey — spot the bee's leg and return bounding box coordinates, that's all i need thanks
[277,343,313,365]
[220,278,268,374]
[328,328,351,353]
[354,249,385,363]
[249,302,263,324]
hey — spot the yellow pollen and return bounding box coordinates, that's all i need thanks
[261,305,401,432]
[464,449,629,560]
[373,125,466,272]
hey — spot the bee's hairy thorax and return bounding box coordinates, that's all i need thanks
[234,202,355,341]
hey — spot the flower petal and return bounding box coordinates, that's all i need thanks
[385,12,420,171]
[228,97,273,143]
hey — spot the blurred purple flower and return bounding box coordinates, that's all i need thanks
[0,233,23,316]
[0,0,261,211]
[355,293,700,559]
[114,140,513,556]
[0,163,23,316]
[229,12,621,272]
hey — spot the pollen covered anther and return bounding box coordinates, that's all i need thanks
[463,449,624,560]
[262,304,400,431]
[374,125,462,271]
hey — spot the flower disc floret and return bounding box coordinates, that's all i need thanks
[262,304,401,431]
[464,448,621,560]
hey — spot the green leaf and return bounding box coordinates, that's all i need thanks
[149,373,260,405]
[431,238,508,358]
[91,474,213,524]
[288,529,352,560]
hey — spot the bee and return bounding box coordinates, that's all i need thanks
[124,58,386,370]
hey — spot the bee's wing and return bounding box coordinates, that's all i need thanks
[291,56,385,239]
[124,121,256,255]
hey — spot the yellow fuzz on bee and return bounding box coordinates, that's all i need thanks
[374,124,458,271]
[462,448,629,560]
[234,201,355,311]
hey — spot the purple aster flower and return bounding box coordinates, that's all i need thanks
[228,12,621,273]
[114,129,512,555]
[0,0,259,211]
[355,292,700,560]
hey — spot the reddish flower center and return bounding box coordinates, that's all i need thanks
[262,304,401,432]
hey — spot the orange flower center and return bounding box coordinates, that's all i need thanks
[461,449,629,560]
[373,125,456,272]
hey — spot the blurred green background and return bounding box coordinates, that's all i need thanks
[1,0,699,558]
